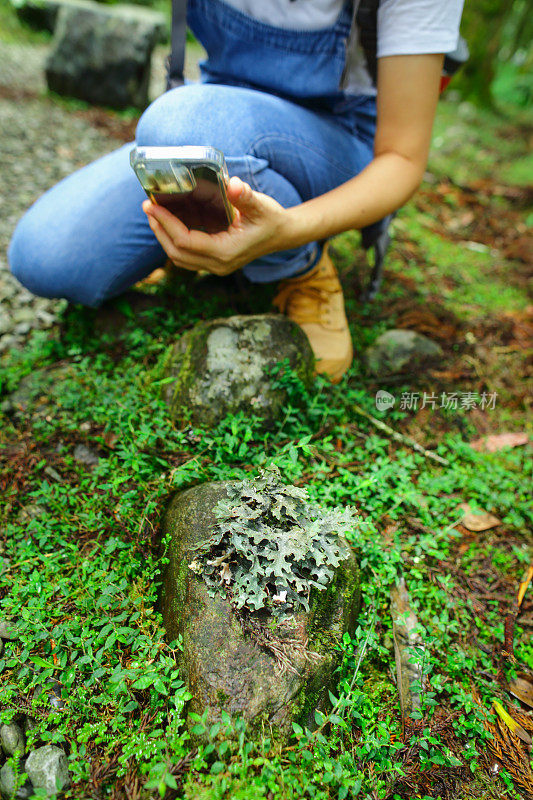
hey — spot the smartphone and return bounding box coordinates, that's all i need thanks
[130,145,234,234]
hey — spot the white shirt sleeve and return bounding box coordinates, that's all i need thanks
[377,0,465,58]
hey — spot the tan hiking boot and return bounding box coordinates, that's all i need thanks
[272,247,353,383]
[134,259,174,289]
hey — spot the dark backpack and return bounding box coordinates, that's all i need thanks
[166,0,468,301]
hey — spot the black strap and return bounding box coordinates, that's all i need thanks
[167,0,188,90]
[355,0,379,86]
[360,214,394,302]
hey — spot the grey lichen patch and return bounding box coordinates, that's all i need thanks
[156,314,314,427]
[190,465,358,614]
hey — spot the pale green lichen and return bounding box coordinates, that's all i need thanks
[189,465,358,613]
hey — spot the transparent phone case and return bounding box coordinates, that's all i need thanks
[130,145,234,233]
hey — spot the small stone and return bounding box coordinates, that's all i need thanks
[1,723,25,756]
[33,679,66,711]
[17,505,46,523]
[73,444,100,467]
[366,329,442,376]
[25,746,70,796]
[0,763,32,799]
[0,620,19,640]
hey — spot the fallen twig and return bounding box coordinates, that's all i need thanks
[350,405,450,466]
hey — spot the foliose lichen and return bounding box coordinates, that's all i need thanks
[188,465,358,613]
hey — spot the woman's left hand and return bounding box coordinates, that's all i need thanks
[142,176,290,275]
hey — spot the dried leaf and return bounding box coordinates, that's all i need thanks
[508,674,533,711]
[219,563,232,585]
[470,432,529,453]
[458,503,501,532]
[493,701,532,745]
[103,431,119,449]
[517,565,533,610]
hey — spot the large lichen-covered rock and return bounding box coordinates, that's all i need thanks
[159,314,314,427]
[45,3,161,109]
[161,481,360,741]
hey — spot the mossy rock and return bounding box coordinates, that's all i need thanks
[161,482,360,742]
[365,329,442,376]
[157,314,314,428]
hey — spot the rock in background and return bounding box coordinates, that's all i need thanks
[11,0,167,41]
[45,2,163,109]
[161,482,360,741]
[366,329,442,376]
[159,314,314,428]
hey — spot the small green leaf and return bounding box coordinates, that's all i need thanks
[191,724,206,736]
[164,774,178,789]
[132,675,154,690]
[30,656,56,671]
[314,710,324,726]
[292,722,303,737]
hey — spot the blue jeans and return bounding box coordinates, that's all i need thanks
[8,86,376,307]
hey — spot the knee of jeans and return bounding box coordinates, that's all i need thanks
[136,86,203,146]
[135,84,254,150]
[8,213,102,307]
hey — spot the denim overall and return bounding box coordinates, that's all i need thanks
[189,0,352,102]
[9,0,378,306]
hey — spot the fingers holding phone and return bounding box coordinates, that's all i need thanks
[131,145,291,276]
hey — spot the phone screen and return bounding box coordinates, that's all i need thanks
[149,167,232,234]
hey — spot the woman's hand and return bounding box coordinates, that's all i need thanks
[142,176,289,275]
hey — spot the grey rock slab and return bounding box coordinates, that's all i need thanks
[160,314,314,428]
[366,328,443,376]
[0,723,25,756]
[161,482,360,742]
[25,746,70,796]
[45,3,161,109]
[0,764,32,800]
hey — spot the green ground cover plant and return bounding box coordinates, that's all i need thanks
[1,48,532,800]
[1,270,531,798]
